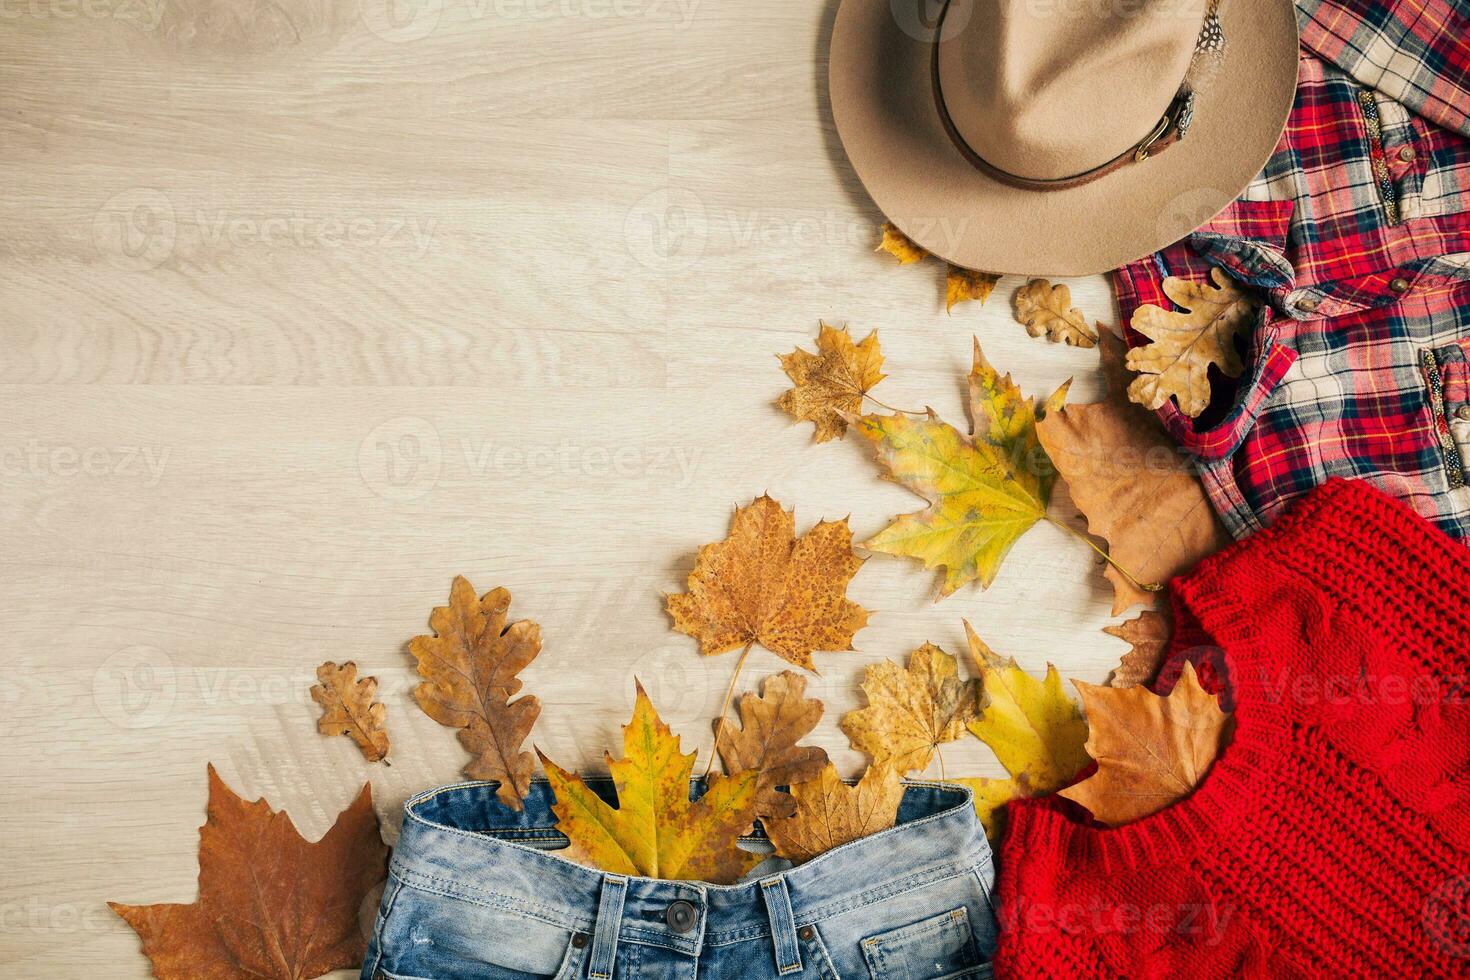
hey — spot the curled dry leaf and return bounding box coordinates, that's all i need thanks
[776,322,886,443]
[851,339,1067,596]
[960,622,1090,840]
[1013,279,1098,347]
[1036,332,1229,613]
[947,265,1001,312]
[1104,609,1173,689]
[110,766,388,980]
[310,661,390,763]
[876,222,928,264]
[666,495,869,670]
[408,576,541,809]
[765,763,904,863]
[1126,265,1260,418]
[841,643,979,775]
[716,671,829,819]
[541,684,761,884]
[1059,661,1230,825]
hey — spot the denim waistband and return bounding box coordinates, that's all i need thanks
[389,778,989,956]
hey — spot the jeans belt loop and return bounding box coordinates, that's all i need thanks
[589,874,629,980]
[760,875,803,975]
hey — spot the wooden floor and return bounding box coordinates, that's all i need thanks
[0,0,1125,974]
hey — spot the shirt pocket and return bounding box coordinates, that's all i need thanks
[860,907,992,980]
[1363,89,1470,224]
[1421,338,1470,489]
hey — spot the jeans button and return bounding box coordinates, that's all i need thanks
[665,900,698,933]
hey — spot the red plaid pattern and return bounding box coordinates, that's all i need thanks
[1114,2,1470,542]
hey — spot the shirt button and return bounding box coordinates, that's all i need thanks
[1390,277,1410,293]
[1457,405,1470,422]
[666,900,698,933]
[1397,145,1416,163]
[1296,295,1320,312]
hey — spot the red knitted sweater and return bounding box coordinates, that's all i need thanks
[993,478,1470,978]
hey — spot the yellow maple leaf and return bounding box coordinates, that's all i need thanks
[840,643,979,776]
[876,222,928,264]
[960,622,1090,839]
[1126,266,1260,418]
[776,322,887,443]
[946,265,1001,312]
[541,684,762,883]
[666,495,869,670]
[851,339,1066,596]
[765,763,903,863]
[1059,661,1230,825]
[1012,278,1097,347]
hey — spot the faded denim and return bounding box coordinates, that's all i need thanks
[362,778,997,979]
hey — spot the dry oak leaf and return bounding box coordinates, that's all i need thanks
[1013,279,1097,347]
[1060,661,1229,825]
[716,670,829,819]
[851,338,1068,596]
[765,762,904,863]
[1104,609,1173,689]
[947,265,1002,312]
[541,683,761,884]
[841,643,979,775]
[961,622,1090,840]
[666,495,869,670]
[110,765,388,980]
[1037,331,1229,613]
[1126,265,1260,418]
[311,661,390,763]
[409,575,541,809]
[776,322,887,443]
[876,222,928,264]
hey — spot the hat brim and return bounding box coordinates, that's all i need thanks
[830,0,1300,277]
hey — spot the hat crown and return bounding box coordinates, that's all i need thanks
[936,0,1207,181]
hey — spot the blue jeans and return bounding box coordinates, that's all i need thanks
[362,779,997,979]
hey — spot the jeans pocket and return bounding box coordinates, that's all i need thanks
[1420,340,1470,489]
[860,907,991,980]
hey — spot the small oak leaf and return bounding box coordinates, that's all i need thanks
[1013,279,1097,347]
[765,763,903,863]
[1060,661,1230,825]
[1104,609,1173,689]
[310,661,390,763]
[666,495,869,670]
[876,222,928,264]
[841,644,979,775]
[947,265,1001,312]
[1126,266,1260,418]
[541,683,761,883]
[776,322,887,443]
[716,671,829,819]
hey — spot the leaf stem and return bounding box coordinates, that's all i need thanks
[1045,516,1164,595]
[863,394,927,416]
[705,640,755,780]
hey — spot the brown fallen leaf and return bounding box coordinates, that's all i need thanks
[1104,609,1173,689]
[666,495,868,671]
[1037,332,1229,613]
[716,671,829,819]
[311,661,390,763]
[1059,661,1230,825]
[1013,279,1098,347]
[110,765,388,980]
[541,683,761,883]
[876,222,928,264]
[841,643,979,776]
[947,265,1001,312]
[409,576,541,809]
[776,322,887,443]
[765,763,903,863]
[1127,265,1260,418]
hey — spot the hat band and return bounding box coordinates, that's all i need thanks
[930,1,1199,192]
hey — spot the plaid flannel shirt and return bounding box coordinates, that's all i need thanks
[1114,0,1470,541]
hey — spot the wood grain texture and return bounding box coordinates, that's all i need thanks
[0,1,1129,974]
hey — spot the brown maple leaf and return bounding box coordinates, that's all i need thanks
[665,495,869,670]
[1059,661,1230,825]
[946,265,1001,312]
[1126,266,1260,418]
[311,661,390,763]
[1104,609,1173,689]
[715,671,829,818]
[765,763,903,863]
[110,765,388,980]
[841,643,979,776]
[1037,331,1229,613]
[1013,279,1097,347]
[409,576,541,808]
[776,322,886,443]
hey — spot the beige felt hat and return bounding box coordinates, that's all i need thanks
[830,0,1300,276]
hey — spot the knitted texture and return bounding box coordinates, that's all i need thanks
[994,477,1470,977]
